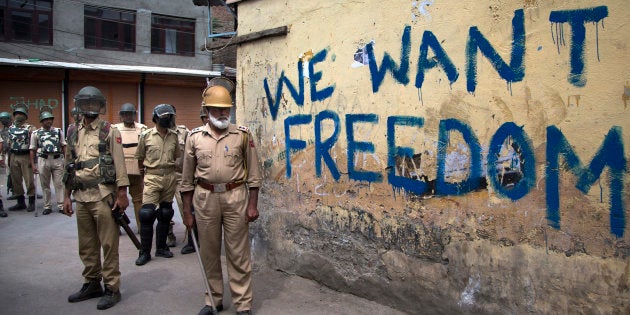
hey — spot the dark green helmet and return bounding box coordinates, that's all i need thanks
[119,103,136,114]
[0,112,11,120]
[13,104,28,117]
[74,86,106,116]
[39,111,54,121]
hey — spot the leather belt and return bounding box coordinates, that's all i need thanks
[196,178,244,193]
[122,143,138,148]
[39,153,62,159]
[145,167,175,176]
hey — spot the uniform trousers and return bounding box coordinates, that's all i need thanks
[128,174,144,228]
[76,195,121,291]
[194,184,252,312]
[9,153,34,197]
[37,156,64,210]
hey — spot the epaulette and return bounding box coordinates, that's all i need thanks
[190,127,204,135]
[237,125,249,133]
[140,128,152,137]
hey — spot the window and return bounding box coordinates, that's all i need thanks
[84,5,135,51]
[0,0,53,45]
[151,14,194,57]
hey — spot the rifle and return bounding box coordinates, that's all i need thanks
[111,206,141,249]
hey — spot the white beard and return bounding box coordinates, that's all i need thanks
[209,114,230,130]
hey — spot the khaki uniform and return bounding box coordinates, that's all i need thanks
[8,123,36,198]
[113,122,147,229]
[180,124,262,311]
[30,127,66,211]
[135,128,179,205]
[173,125,189,217]
[134,127,179,256]
[65,118,129,291]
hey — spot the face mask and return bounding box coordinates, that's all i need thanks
[158,117,173,128]
[84,113,98,119]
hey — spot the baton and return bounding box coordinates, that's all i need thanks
[111,205,141,249]
[34,173,40,217]
[189,227,218,314]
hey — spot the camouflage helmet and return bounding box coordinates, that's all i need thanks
[39,111,54,121]
[119,103,136,114]
[13,103,28,117]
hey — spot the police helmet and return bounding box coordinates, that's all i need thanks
[201,86,232,108]
[152,104,176,127]
[13,104,29,117]
[74,86,106,116]
[39,111,54,121]
[119,103,137,115]
[0,112,11,121]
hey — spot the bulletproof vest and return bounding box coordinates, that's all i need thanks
[114,122,145,175]
[8,124,31,151]
[36,128,63,154]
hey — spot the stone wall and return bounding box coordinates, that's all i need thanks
[238,1,630,313]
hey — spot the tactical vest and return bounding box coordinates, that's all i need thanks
[65,120,116,190]
[114,122,146,175]
[36,127,63,154]
[8,124,31,152]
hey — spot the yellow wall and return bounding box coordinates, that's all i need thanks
[236,1,629,312]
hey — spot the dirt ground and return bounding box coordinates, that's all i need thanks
[0,173,405,315]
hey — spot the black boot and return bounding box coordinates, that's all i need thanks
[155,220,173,258]
[8,195,26,211]
[181,226,197,254]
[26,196,35,212]
[96,285,121,310]
[0,200,7,217]
[68,280,103,302]
[135,222,153,266]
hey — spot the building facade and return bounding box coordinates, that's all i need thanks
[233,0,630,313]
[0,0,235,130]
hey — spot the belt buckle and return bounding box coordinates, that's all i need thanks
[214,183,227,193]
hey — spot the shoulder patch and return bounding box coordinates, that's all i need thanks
[190,127,204,135]
[237,125,249,133]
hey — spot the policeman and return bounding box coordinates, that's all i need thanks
[7,104,37,212]
[134,104,180,266]
[63,86,129,310]
[200,106,209,125]
[181,86,262,315]
[0,112,10,216]
[113,103,147,230]
[30,111,66,215]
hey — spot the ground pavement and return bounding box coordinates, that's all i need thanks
[0,175,405,315]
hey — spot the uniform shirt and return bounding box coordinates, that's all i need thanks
[173,125,189,175]
[29,127,66,154]
[0,127,9,154]
[66,118,129,202]
[134,127,179,169]
[113,122,147,175]
[180,124,262,192]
